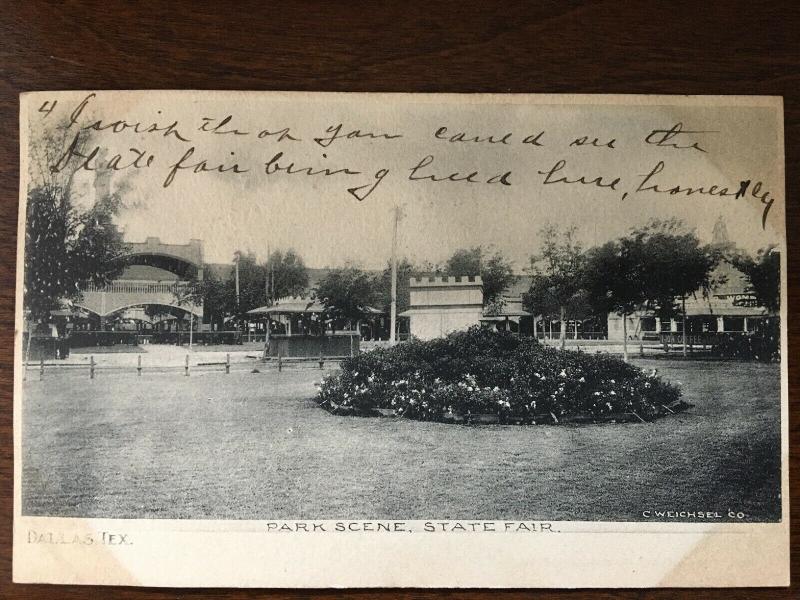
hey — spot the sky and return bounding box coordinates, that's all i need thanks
[25,91,785,271]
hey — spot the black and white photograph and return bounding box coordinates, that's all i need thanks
[13,91,788,587]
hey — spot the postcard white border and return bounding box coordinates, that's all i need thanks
[13,92,790,588]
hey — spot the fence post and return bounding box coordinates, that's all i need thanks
[39,358,44,381]
[185,354,189,376]
[319,350,324,370]
[90,355,95,379]
[278,353,282,372]
[226,353,230,374]
[137,355,142,376]
[640,342,644,358]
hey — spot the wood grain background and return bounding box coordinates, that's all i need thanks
[0,1,797,598]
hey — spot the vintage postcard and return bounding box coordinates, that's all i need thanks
[13,91,788,587]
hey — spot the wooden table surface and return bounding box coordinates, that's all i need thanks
[0,1,797,598]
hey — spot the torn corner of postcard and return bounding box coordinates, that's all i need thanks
[13,91,789,588]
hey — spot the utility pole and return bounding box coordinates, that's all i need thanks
[389,205,403,344]
[682,295,688,358]
[270,254,275,302]
[234,251,241,309]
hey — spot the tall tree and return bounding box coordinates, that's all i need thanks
[265,248,309,301]
[230,251,268,320]
[524,225,586,349]
[731,245,780,314]
[176,271,230,330]
[444,246,516,304]
[626,219,719,356]
[315,266,380,331]
[583,240,647,361]
[24,125,127,324]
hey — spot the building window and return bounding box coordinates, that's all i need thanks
[640,317,657,332]
[723,317,745,332]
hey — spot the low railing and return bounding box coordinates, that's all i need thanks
[83,280,191,294]
[68,330,246,347]
[659,331,748,348]
[535,331,608,340]
[150,331,243,346]
[69,331,139,347]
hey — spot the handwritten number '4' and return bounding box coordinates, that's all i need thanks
[38,100,57,118]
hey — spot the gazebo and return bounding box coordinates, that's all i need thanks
[480,306,532,333]
[247,297,360,358]
[247,297,326,336]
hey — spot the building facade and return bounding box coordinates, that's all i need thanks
[400,276,484,340]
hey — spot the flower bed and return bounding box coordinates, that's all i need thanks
[316,327,688,424]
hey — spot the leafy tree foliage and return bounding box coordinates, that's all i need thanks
[582,219,719,357]
[626,219,719,318]
[24,185,126,322]
[315,266,380,326]
[731,245,781,314]
[524,225,587,348]
[180,248,310,328]
[583,239,647,360]
[24,121,128,328]
[444,245,516,303]
[265,248,309,301]
[177,272,229,329]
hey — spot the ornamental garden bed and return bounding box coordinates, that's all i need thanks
[316,327,691,425]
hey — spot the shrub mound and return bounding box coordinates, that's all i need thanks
[317,327,687,424]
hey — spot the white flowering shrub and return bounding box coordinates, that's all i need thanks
[317,327,684,424]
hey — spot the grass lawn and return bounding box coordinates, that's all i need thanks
[21,359,781,521]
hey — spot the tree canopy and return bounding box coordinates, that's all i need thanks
[265,248,309,301]
[444,245,516,303]
[626,219,718,318]
[24,182,126,322]
[731,245,780,314]
[584,240,647,318]
[523,225,587,347]
[583,239,647,360]
[179,247,311,328]
[315,266,380,325]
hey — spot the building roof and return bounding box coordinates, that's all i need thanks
[124,237,204,267]
[685,304,767,317]
[248,297,326,315]
[504,275,533,298]
[709,260,752,296]
[248,297,386,316]
[117,264,180,281]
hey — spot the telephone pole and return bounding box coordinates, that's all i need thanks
[234,251,241,308]
[389,205,402,344]
[264,244,272,306]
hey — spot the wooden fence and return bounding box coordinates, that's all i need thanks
[22,352,345,381]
